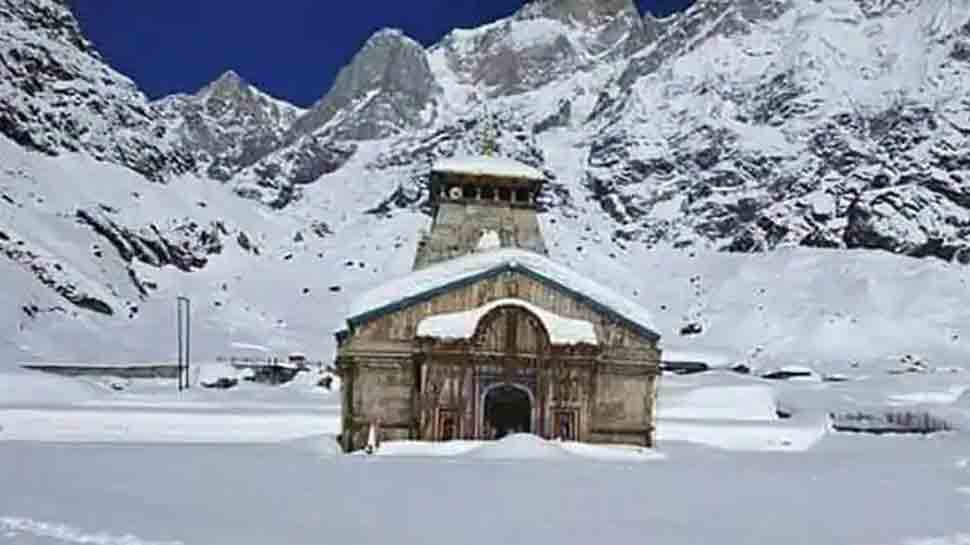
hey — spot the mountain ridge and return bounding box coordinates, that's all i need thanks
[1,0,970,365]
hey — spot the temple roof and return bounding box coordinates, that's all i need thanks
[339,248,659,342]
[431,155,545,181]
[417,298,598,345]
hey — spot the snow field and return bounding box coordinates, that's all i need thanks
[2,362,969,544]
[2,432,969,545]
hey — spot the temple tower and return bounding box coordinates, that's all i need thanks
[413,156,548,270]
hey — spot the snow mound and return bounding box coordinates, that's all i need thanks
[559,441,664,462]
[417,298,597,344]
[466,434,663,462]
[366,435,663,462]
[368,440,481,457]
[467,434,572,460]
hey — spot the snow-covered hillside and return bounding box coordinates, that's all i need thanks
[1,0,969,370]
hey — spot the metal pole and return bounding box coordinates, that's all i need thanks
[185,298,191,389]
[177,299,183,392]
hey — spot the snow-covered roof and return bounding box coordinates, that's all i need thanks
[342,248,659,342]
[432,155,545,181]
[417,298,598,345]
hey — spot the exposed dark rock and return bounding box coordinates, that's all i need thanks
[762,368,813,380]
[201,376,238,389]
[310,221,333,238]
[75,295,112,315]
[366,185,423,216]
[679,322,703,336]
[661,360,709,375]
[236,231,254,253]
[75,209,219,272]
[533,99,572,133]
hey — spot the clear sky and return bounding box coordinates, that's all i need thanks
[73,1,694,107]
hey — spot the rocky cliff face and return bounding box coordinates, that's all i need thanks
[0,0,193,182]
[289,29,440,141]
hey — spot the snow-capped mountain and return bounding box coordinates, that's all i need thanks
[586,0,970,261]
[288,29,440,141]
[430,0,643,101]
[1,0,969,368]
[154,70,306,182]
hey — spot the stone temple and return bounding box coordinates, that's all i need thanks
[334,155,662,451]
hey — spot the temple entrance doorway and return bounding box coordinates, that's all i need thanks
[483,384,532,439]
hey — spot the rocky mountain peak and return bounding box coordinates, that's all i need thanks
[154,70,305,181]
[1,0,94,56]
[188,69,302,123]
[431,0,644,100]
[203,69,247,94]
[519,0,641,24]
[366,27,410,45]
[286,27,439,141]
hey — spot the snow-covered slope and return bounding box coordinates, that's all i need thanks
[2,0,970,371]
[586,0,970,261]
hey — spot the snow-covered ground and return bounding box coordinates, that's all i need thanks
[2,364,969,545]
[0,367,340,443]
[1,432,968,545]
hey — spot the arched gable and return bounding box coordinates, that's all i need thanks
[472,303,551,354]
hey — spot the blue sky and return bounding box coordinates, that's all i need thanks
[73,1,693,107]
